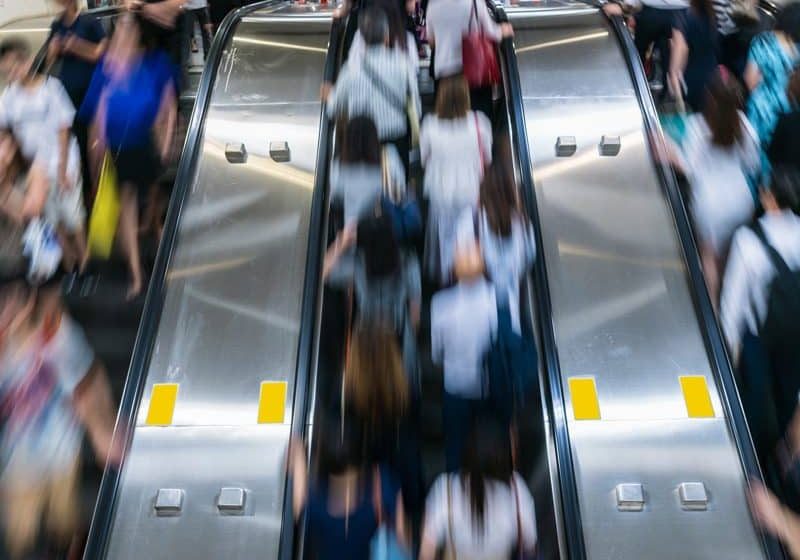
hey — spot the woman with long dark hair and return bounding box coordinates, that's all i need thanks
[419,418,537,559]
[675,73,760,302]
[330,116,382,226]
[669,0,719,111]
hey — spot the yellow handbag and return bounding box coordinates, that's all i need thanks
[87,153,120,259]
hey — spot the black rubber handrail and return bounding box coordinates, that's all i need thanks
[83,2,282,557]
[606,14,785,560]
[488,3,587,559]
[277,13,346,560]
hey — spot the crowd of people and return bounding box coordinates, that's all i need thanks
[606,0,800,554]
[0,0,221,556]
[290,2,540,559]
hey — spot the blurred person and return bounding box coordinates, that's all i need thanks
[348,0,419,83]
[627,0,689,93]
[456,161,535,333]
[344,322,423,513]
[330,116,383,226]
[721,167,800,447]
[184,0,214,60]
[80,12,178,298]
[287,423,408,560]
[0,40,88,272]
[421,75,491,283]
[0,244,117,559]
[47,0,108,207]
[326,7,421,174]
[431,236,497,470]
[127,0,189,93]
[744,2,800,177]
[0,132,50,225]
[324,214,422,381]
[419,417,537,560]
[424,0,512,117]
[668,0,719,112]
[751,481,800,559]
[672,74,760,302]
[767,66,800,172]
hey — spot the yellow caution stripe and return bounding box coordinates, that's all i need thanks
[258,381,288,424]
[568,377,601,420]
[680,375,715,418]
[145,383,179,426]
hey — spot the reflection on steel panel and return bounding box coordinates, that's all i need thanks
[509,8,764,559]
[103,5,330,559]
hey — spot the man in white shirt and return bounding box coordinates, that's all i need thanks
[721,168,800,449]
[431,234,497,470]
[0,39,86,271]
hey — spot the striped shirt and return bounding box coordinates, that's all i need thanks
[327,45,422,142]
[713,0,737,35]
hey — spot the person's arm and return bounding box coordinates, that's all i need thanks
[394,492,409,547]
[751,482,800,559]
[743,34,765,92]
[155,80,177,163]
[47,34,63,67]
[719,230,752,362]
[73,360,119,467]
[669,28,689,103]
[322,224,356,279]
[139,0,185,29]
[287,437,309,520]
[744,61,763,92]
[63,35,108,64]
[475,0,511,41]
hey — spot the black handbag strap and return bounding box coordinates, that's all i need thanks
[751,221,794,279]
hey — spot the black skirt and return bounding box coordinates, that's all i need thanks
[114,140,163,196]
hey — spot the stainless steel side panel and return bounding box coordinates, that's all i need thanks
[104,7,330,559]
[509,9,764,559]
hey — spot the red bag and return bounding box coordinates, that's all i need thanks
[461,0,500,88]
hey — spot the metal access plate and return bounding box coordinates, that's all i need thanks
[269,141,291,162]
[599,135,621,156]
[616,483,645,511]
[555,135,577,157]
[225,143,247,163]
[679,482,709,510]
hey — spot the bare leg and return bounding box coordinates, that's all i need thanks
[118,184,143,299]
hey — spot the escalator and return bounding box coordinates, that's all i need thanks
[84,1,783,559]
[505,2,779,558]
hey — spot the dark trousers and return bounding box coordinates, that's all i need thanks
[634,6,685,86]
[443,392,481,471]
[189,7,213,59]
[73,118,93,213]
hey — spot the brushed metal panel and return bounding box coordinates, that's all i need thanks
[103,6,330,559]
[106,426,289,559]
[511,11,764,559]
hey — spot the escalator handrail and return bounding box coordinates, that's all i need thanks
[486,3,587,559]
[606,14,785,560]
[276,13,347,560]
[83,2,283,557]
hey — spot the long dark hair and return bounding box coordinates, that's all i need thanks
[703,73,744,147]
[314,420,366,477]
[372,0,409,51]
[357,214,401,279]
[340,116,381,165]
[480,163,521,238]
[461,417,514,533]
[691,0,716,24]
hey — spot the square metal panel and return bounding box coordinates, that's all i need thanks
[154,488,184,515]
[218,487,247,513]
[555,135,577,157]
[616,483,645,511]
[679,482,709,511]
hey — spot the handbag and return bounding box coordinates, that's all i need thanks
[87,152,121,260]
[21,217,62,284]
[461,0,500,88]
[370,465,411,560]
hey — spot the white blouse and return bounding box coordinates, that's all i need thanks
[421,111,492,212]
[423,472,538,560]
[426,0,501,78]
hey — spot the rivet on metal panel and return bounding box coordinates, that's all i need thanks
[269,141,291,163]
[225,143,247,163]
[154,488,184,516]
[599,135,621,156]
[217,487,247,514]
[615,483,645,512]
[678,482,709,511]
[555,136,577,157]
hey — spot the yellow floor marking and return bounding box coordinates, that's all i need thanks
[258,381,288,424]
[569,377,601,420]
[680,375,715,418]
[145,383,179,426]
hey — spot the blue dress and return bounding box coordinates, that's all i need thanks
[745,33,799,179]
[677,9,718,112]
[305,467,399,560]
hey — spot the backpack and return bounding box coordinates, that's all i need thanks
[752,223,800,433]
[483,296,539,426]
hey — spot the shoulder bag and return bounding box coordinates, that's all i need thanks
[461,0,500,88]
